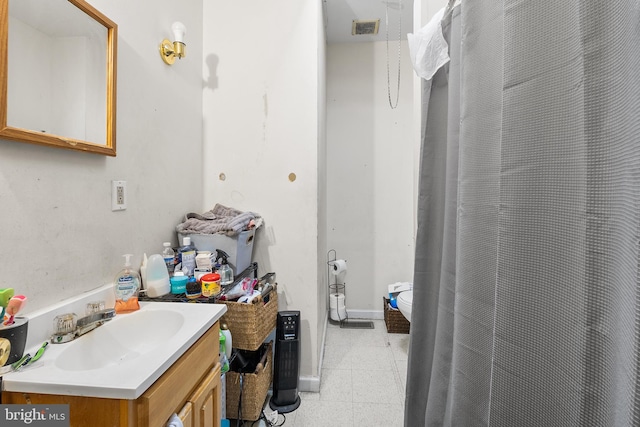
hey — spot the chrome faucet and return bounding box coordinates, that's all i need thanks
[75,308,116,337]
[51,308,116,344]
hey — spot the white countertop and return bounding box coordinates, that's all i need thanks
[2,301,226,400]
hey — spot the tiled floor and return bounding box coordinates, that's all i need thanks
[283,319,409,427]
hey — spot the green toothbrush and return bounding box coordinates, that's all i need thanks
[29,342,49,364]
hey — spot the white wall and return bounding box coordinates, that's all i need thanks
[202,0,323,383]
[326,41,416,313]
[0,0,205,311]
[316,0,329,380]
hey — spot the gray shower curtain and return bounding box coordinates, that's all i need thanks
[405,1,640,426]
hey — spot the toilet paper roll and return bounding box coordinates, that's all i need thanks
[329,293,345,309]
[330,259,347,276]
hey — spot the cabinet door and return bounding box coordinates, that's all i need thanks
[178,401,193,427]
[190,362,221,427]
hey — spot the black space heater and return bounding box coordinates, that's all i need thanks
[269,310,301,413]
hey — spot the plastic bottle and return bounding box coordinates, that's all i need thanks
[220,323,232,360]
[216,249,234,286]
[162,242,175,275]
[219,330,230,374]
[140,253,148,290]
[114,254,141,313]
[146,254,171,297]
[179,237,197,277]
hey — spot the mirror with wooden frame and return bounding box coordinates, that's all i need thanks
[0,0,117,156]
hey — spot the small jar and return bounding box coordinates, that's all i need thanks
[185,279,201,300]
[201,273,221,298]
[170,272,189,294]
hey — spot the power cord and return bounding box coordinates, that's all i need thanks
[235,377,287,427]
[236,374,244,427]
[244,409,286,427]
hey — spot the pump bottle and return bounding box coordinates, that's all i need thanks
[114,254,141,313]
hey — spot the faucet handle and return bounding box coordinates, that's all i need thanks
[53,313,77,335]
[85,301,105,315]
[51,313,78,344]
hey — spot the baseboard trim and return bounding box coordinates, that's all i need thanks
[299,375,321,393]
[346,309,384,320]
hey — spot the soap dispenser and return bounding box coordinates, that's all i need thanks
[114,254,141,313]
[216,249,234,286]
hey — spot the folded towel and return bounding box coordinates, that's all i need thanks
[176,203,263,236]
[166,413,183,427]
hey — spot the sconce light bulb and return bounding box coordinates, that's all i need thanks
[171,21,187,43]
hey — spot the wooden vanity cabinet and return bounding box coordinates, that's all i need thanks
[180,363,221,427]
[2,321,221,427]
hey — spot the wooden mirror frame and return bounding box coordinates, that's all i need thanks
[0,0,117,156]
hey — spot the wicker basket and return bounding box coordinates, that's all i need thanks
[226,342,273,421]
[219,286,278,351]
[383,296,410,334]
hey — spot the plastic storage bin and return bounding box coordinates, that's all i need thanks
[178,230,255,275]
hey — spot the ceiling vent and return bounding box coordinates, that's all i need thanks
[352,19,380,36]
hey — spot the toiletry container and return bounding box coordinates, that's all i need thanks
[195,251,214,270]
[216,250,234,286]
[114,254,141,313]
[170,272,188,294]
[220,323,232,360]
[201,273,221,298]
[162,242,175,275]
[146,254,171,297]
[0,317,28,366]
[185,278,201,299]
[140,253,148,290]
[179,237,197,277]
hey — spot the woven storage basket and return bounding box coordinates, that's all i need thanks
[219,286,278,351]
[383,296,410,334]
[226,342,273,421]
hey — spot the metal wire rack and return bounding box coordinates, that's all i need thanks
[138,262,260,304]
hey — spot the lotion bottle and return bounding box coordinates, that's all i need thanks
[114,254,141,313]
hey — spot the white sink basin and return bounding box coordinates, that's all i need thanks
[55,310,185,371]
[2,301,226,399]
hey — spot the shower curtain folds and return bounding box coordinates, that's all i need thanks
[405,1,640,426]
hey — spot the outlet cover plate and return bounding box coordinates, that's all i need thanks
[111,180,127,211]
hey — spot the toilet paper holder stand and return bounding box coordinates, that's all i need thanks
[327,249,346,290]
[327,249,346,320]
[327,250,374,329]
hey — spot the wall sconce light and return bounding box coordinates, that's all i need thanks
[160,22,187,65]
